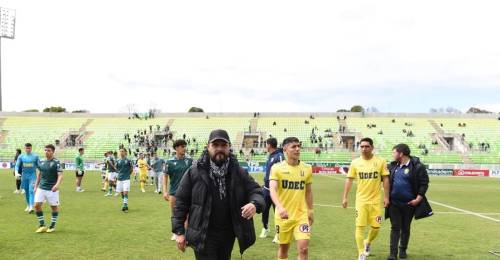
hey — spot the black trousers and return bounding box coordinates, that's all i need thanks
[389,203,415,254]
[195,230,236,260]
[13,172,21,190]
[262,194,275,229]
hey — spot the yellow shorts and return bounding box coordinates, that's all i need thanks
[355,203,382,227]
[139,173,148,181]
[275,218,311,244]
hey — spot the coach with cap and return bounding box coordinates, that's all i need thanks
[172,129,265,260]
[386,143,432,260]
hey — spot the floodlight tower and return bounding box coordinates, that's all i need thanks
[0,7,16,111]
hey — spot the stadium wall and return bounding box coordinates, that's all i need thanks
[0,111,498,119]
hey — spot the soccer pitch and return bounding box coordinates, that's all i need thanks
[1,170,499,260]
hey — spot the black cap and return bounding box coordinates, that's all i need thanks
[209,129,231,144]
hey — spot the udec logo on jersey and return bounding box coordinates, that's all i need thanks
[299,224,311,233]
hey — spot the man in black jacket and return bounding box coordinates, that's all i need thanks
[172,129,265,260]
[386,144,432,260]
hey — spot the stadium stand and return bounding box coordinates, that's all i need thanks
[0,113,498,165]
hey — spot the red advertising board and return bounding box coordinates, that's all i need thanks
[312,166,344,174]
[452,169,490,177]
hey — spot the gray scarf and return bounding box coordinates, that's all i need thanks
[209,159,229,200]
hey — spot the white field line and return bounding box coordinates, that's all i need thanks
[428,200,500,223]
[314,203,500,215]
[316,174,500,221]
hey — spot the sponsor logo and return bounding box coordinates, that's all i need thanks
[358,171,379,179]
[427,169,453,176]
[453,169,490,177]
[0,162,10,169]
[281,180,306,190]
[299,224,311,233]
[312,166,342,174]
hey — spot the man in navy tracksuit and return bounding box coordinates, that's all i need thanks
[386,143,431,260]
[259,137,284,243]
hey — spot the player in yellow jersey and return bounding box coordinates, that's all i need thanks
[270,137,313,260]
[342,137,390,260]
[137,153,149,193]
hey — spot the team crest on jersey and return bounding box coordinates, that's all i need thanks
[299,224,311,233]
[375,216,382,224]
[404,168,410,174]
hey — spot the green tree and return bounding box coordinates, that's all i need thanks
[350,105,364,112]
[23,109,39,112]
[43,106,67,113]
[188,107,204,113]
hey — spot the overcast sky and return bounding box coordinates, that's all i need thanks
[1,0,499,113]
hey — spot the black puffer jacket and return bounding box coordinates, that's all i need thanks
[172,150,265,255]
[385,156,433,220]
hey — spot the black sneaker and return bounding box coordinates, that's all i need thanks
[387,255,397,260]
[399,250,407,259]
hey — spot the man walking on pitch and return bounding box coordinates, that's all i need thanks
[260,137,284,243]
[75,148,85,192]
[100,152,109,191]
[270,137,313,260]
[15,143,40,213]
[386,144,431,260]
[13,149,22,194]
[105,151,118,196]
[151,152,165,194]
[342,138,389,259]
[163,139,192,241]
[137,153,149,192]
[172,129,265,260]
[34,144,63,233]
[116,148,134,213]
[342,137,390,260]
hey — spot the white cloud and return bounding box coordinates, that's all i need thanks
[1,0,499,112]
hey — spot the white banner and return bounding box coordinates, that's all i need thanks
[0,162,11,169]
[491,170,500,178]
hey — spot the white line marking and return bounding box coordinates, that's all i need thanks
[313,203,500,216]
[428,200,500,223]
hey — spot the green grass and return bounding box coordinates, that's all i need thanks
[1,170,499,259]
